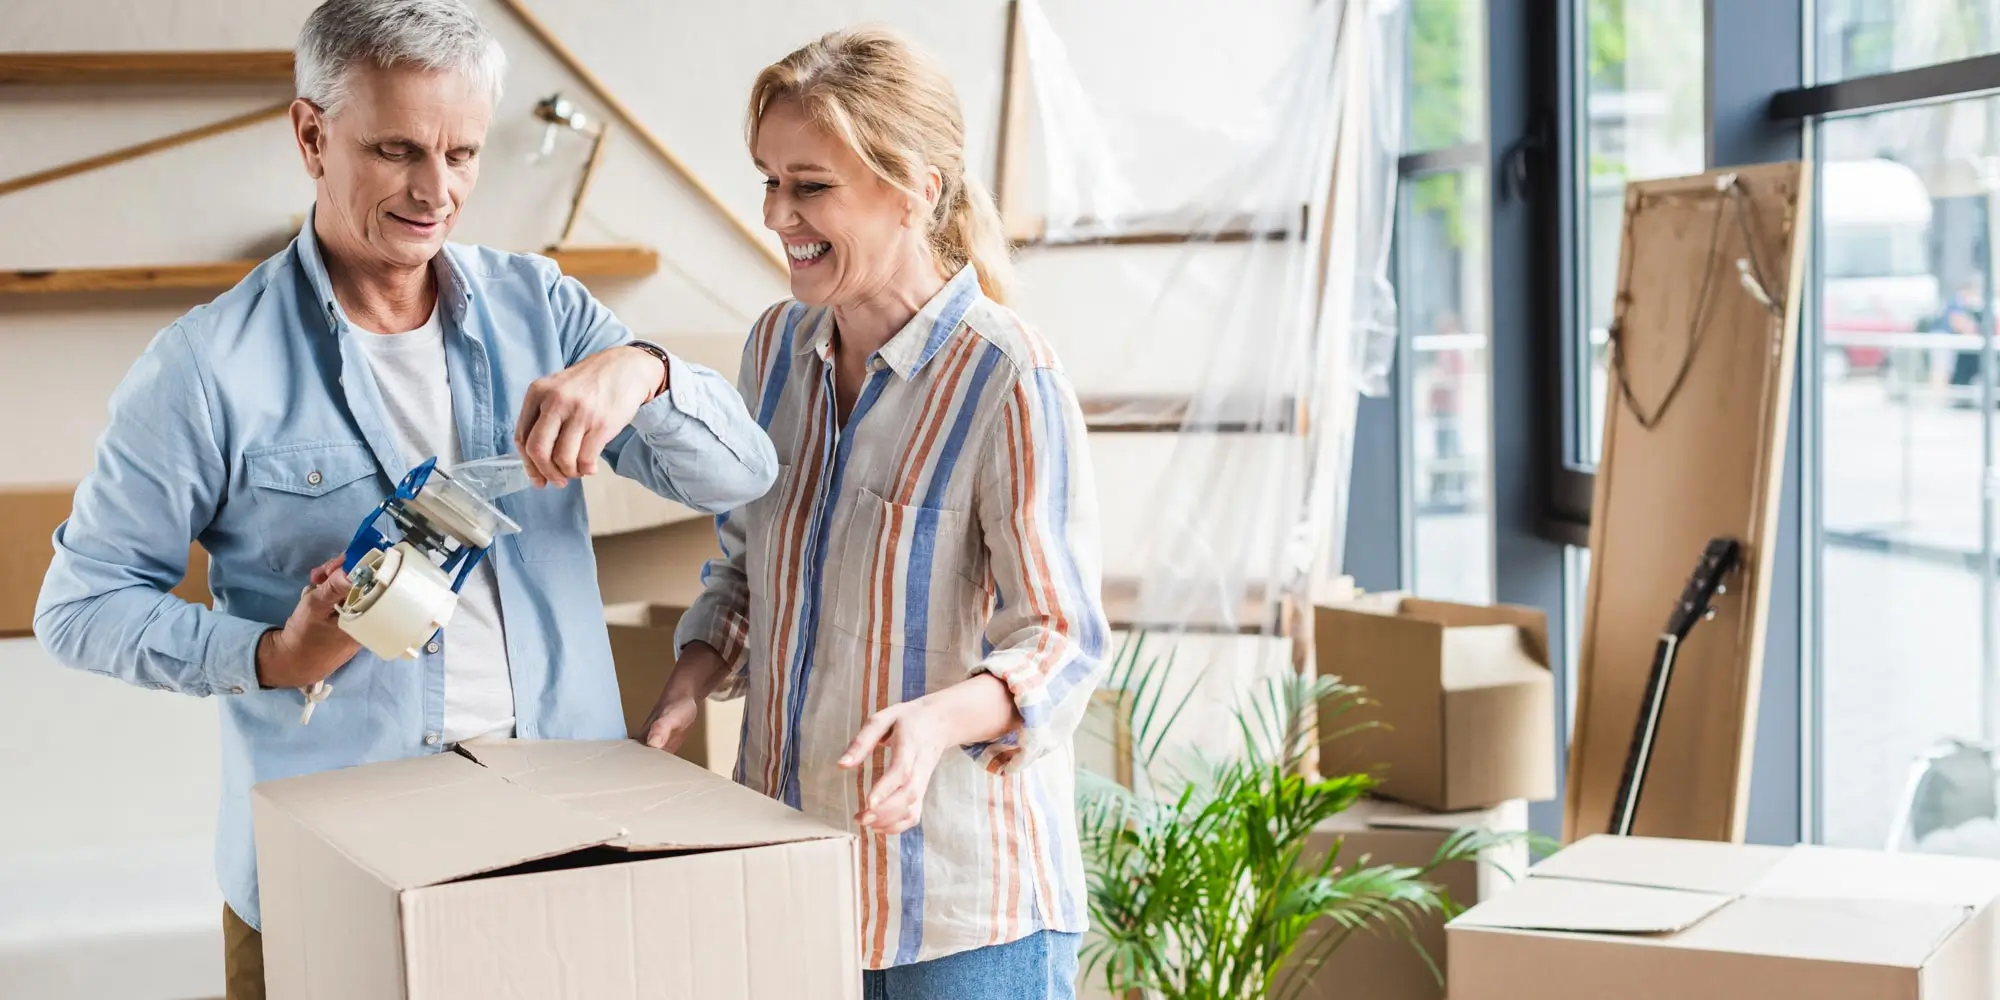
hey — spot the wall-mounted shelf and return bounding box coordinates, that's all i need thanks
[0,51,294,86]
[1082,394,1301,434]
[0,244,660,296]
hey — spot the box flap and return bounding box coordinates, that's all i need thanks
[1672,894,1968,968]
[1751,844,2000,911]
[1440,625,1551,692]
[1536,835,1789,896]
[250,752,624,890]
[1451,875,1733,934]
[460,739,846,851]
[1401,597,1551,669]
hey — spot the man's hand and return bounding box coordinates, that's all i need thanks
[255,557,361,689]
[514,345,667,489]
[640,641,729,753]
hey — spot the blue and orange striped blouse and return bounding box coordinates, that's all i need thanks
[676,264,1107,968]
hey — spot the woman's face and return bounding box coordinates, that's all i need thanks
[754,99,931,309]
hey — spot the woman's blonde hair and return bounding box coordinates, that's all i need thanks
[748,26,1014,304]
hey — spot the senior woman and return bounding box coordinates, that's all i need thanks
[641,26,1107,1000]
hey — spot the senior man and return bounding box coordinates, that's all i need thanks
[32,1,776,995]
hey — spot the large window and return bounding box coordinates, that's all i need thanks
[1813,94,2000,849]
[1575,0,1706,464]
[1403,168,1493,604]
[1818,0,2000,82]
[1402,0,1493,603]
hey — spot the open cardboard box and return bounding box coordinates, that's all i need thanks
[0,485,209,636]
[253,739,859,999]
[1315,595,1556,811]
[1279,797,1529,1000]
[605,602,743,775]
[1449,835,2000,999]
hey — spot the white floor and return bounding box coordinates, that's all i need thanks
[0,637,223,1000]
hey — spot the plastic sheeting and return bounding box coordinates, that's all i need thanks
[1012,0,1406,643]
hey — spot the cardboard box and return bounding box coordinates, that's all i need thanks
[595,518,721,608]
[1278,798,1528,1000]
[583,470,702,537]
[605,602,743,775]
[253,739,859,1000]
[1449,834,2000,1000]
[0,486,209,636]
[1315,596,1556,811]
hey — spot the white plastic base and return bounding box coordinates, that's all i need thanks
[337,542,457,660]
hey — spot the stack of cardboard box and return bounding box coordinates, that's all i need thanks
[1293,594,1558,999]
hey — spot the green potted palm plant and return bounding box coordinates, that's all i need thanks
[1077,635,1531,1000]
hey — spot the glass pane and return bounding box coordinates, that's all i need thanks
[1577,0,1706,464]
[1405,168,1494,604]
[1406,0,1486,152]
[1817,98,2000,850]
[1818,0,2000,84]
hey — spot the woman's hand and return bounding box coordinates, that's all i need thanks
[640,641,730,753]
[514,344,667,488]
[840,672,1019,836]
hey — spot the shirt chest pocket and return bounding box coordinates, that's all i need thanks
[244,441,383,578]
[828,488,983,654]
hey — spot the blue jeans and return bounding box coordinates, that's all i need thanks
[862,931,1080,1000]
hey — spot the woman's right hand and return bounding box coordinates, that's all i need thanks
[641,641,729,752]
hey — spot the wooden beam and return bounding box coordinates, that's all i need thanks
[993,0,1040,244]
[0,101,291,199]
[0,51,294,86]
[0,245,659,296]
[493,0,789,279]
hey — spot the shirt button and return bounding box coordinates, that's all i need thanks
[425,733,440,746]
[871,358,887,371]
[426,640,441,654]
[306,470,323,487]
[229,685,245,695]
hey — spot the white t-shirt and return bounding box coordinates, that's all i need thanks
[350,304,516,744]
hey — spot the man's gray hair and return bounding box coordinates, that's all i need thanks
[295,0,506,116]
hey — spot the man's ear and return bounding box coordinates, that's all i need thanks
[292,98,327,180]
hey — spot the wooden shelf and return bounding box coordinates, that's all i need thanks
[0,244,660,296]
[1082,394,1300,434]
[1021,226,1296,250]
[544,244,658,279]
[0,51,294,86]
[1102,577,1278,636]
[1010,208,1308,250]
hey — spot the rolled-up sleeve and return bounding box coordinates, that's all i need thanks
[673,304,788,699]
[544,264,777,513]
[34,323,266,697]
[965,365,1108,772]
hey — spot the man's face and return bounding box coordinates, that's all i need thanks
[294,66,492,271]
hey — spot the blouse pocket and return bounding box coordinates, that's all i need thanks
[828,488,979,654]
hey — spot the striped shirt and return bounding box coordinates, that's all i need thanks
[676,265,1107,968]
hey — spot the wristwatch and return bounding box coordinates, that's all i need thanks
[627,340,672,399]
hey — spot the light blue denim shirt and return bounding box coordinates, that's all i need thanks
[33,211,777,930]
